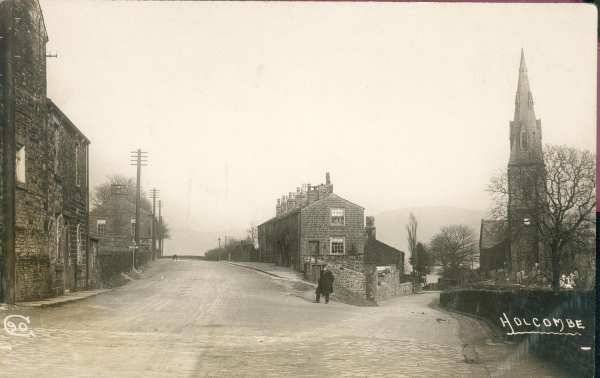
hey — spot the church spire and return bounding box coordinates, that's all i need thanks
[514,48,535,122]
[509,49,542,166]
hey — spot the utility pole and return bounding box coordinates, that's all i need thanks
[130,150,147,269]
[1,0,16,304]
[150,188,159,261]
[158,200,163,258]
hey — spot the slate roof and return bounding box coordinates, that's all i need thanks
[364,239,404,256]
[258,193,363,227]
[479,220,507,250]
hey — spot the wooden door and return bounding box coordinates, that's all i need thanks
[309,241,319,261]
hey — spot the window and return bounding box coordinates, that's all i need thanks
[331,208,345,225]
[330,237,345,255]
[521,133,528,149]
[130,218,136,236]
[91,244,96,270]
[97,219,106,235]
[16,146,26,183]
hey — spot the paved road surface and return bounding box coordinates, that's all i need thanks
[0,260,570,377]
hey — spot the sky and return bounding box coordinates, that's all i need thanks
[38,1,597,254]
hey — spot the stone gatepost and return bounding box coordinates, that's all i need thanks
[365,263,378,303]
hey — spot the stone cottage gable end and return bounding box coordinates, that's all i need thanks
[89,187,151,239]
[299,194,365,258]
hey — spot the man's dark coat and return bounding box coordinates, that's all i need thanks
[322,270,334,294]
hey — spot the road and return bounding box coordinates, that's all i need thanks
[0,260,570,377]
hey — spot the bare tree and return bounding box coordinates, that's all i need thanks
[408,242,434,278]
[405,212,418,275]
[91,174,152,212]
[429,225,479,281]
[487,144,596,290]
[246,221,258,248]
[156,219,171,240]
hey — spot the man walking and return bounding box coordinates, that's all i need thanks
[321,266,334,304]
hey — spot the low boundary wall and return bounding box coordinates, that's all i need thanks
[440,289,594,378]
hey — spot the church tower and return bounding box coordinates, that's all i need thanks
[507,49,546,274]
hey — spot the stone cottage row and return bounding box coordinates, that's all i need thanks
[0,0,155,302]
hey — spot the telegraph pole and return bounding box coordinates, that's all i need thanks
[158,200,163,258]
[150,188,159,261]
[1,0,16,304]
[130,150,147,269]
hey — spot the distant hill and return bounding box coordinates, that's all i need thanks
[163,226,246,257]
[164,206,486,260]
[372,206,486,255]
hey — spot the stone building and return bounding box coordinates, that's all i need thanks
[0,0,92,301]
[480,50,547,277]
[479,220,508,275]
[89,185,153,267]
[363,216,404,274]
[257,173,365,270]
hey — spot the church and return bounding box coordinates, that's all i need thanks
[480,50,547,278]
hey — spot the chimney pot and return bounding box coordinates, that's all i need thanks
[326,172,331,185]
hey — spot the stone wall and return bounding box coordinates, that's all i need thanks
[46,102,90,297]
[8,0,50,301]
[326,257,366,298]
[440,289,594,378]
[369,265,414,302]
[96,248,151,287]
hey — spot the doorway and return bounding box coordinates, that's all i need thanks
[308,241,321,283]
[63,223,71,293]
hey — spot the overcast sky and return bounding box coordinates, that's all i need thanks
[39,1,596,253]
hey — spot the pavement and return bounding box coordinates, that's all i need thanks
[15,290,111,308]
[0,260,572,378]
[223,261,306,282]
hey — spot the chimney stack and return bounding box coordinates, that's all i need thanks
[111,184,127,203]
[282,195,287,213]
[366,216,376,240]
[307,183,318,203]
[276,198,281,216]
[296,185,307,206]
[288,192,295,209]
[325,172,333,194]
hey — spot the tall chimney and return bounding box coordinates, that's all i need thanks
[288,192,295,208]
[281,195,287,213]
[365,216,376,240]
[276,198,281,216]
[325,172,333,194]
